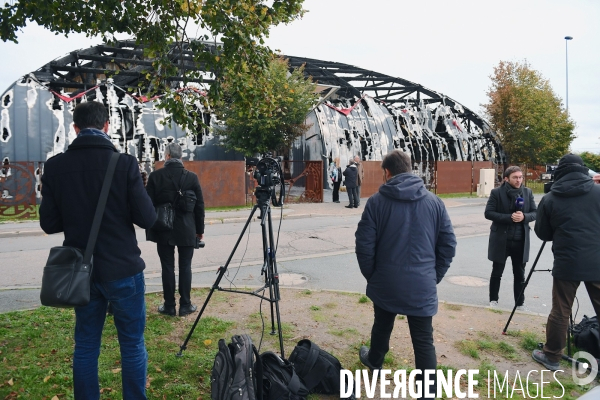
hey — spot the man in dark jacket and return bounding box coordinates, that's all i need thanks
[146,143,205,317]
[343,160,359,208]
[355,150,456,398]
[484,166,536,310]
[532,154,600,370]
[40,101,156,399]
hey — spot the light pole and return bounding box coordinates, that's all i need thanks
[565,36,573,113]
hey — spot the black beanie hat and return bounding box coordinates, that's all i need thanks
[558,153,584,167]
[554,153,588,181]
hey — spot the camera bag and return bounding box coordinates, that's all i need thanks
[172,170,197,213]
[40,152,119,308]
[259,351,308,400]
[572,315,600,358]
[211,334,262,400]
[289,339,353,397]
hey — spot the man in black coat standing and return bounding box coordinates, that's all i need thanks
[355,150,456,398]
[484,166,536,311]
[532,154,600,370]
[343,160,359,208]
[40,101,157,399]
[146,143,205,317]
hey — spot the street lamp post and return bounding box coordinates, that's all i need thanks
[565,36,573,113]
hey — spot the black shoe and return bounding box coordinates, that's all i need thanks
[359,345,377,372]
[179,304,197,317]
[354,205,359,208]
[334,201,340,203]
[345,205,354,208]
[158,304,176,316]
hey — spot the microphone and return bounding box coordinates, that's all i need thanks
[515,197,524,212]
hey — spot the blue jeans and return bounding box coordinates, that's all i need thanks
[74,272,147,399]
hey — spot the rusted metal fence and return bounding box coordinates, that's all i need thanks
[0,162,43,220]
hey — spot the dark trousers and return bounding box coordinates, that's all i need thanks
[490,240,526,305]
[332,180,341,202]
[544,279,600,363]
[347,187,359,207]
[368,304,436,399]
[157,244,194,307]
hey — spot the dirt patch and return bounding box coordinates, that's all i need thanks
[173,287,590,398]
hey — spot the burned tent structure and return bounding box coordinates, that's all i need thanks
[0,39,504,182]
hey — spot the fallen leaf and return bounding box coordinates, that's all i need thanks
[8,378,13,386]
[203,339,212,346]
[155,367,162,372]
[44,376,51,383]
[111,368,122,374]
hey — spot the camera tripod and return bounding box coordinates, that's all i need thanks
[177,186,286,358]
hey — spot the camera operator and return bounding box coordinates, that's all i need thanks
[532,154,600,370]
[146,143,205,317]
[484,166,537,311]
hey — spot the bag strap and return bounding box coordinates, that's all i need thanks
[253,345,263,400]
[298,340,328,390]
[83,152,120,264]
[170,169,188,196]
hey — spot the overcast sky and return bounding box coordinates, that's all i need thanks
[1,0,598,153]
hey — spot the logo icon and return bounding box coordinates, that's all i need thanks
[572,351,598,385]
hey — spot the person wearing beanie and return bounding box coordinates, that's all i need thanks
[484,166,537,311]
[533,154,600,371]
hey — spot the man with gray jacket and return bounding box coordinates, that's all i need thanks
[355,150,456,398]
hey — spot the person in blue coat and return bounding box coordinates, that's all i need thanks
[355,150,456,398]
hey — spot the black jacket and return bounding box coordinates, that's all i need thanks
[535,171,600,281]
[484,183,536,263]
[146,162,205,247]
[343,164,358,189]
[355,173,456,317]
[40,135,157,282]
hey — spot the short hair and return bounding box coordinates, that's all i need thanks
[381,150,411,176]
[73,101,109,130]
[503,166,522,179]
[165,142,183,159]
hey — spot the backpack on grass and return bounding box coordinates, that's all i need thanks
[572,315,600,358]
[260,351,309,400]
[289,339,354,399]
[211,334,262,400]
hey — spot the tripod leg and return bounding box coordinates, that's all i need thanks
[503,241,546,334]
[177,204,260,356]
[266,207,285,358]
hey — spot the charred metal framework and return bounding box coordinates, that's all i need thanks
[0,39,503,195]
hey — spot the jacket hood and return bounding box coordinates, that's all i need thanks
[551,171,594,197]
[379,173,428,201]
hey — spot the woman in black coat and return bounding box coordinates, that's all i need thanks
[146,143,205,317]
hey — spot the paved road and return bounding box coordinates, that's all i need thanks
[1,195,596,322]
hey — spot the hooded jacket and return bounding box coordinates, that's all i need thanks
[343,164,358,189]
[355,173,456,316]
[535,171,600,281]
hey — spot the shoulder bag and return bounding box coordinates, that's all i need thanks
[40,152,120,308]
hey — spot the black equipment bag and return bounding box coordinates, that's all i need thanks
[40,152,120,308]
[573,315,600,358]
[172,170,197,213]
[153,203,174,231]
[259,351,308,400]
[289,339,349,395]
[211,334,262,400]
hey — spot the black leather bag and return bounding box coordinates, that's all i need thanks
[153,203,175,231]
[40,152,119,308]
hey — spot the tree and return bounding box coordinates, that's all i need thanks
[483,60,575,166]
[578,151,600,172]
[0,0,305,131]
[214,56,317,156]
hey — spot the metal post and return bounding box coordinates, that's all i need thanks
[565,36,573,113]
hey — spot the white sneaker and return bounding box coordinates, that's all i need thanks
[490,301,499,308]
[516,304,529,312]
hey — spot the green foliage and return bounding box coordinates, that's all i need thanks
[215,56,317,156]
[578,151,600,172]
[0,0,306,132]
[483,60,575,165]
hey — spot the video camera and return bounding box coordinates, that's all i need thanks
[247,156,286,207]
